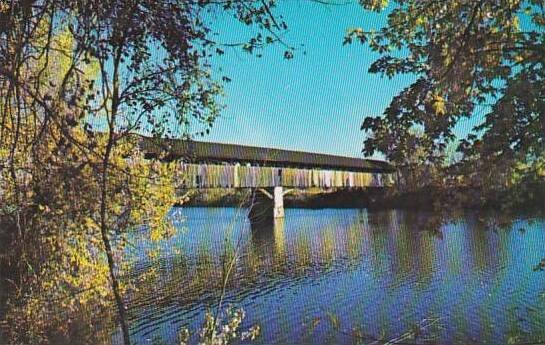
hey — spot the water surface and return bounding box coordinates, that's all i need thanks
[120,208,545,345]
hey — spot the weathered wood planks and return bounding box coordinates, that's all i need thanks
[174,163,394,189]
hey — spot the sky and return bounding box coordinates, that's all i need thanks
[201,1,416,159]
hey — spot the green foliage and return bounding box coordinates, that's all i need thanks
[360,0,389,12]
[0,1,289,344]
[0,27,178,340]
[177,307,260,345]
[354,0,545,204]
[353,1,543,158]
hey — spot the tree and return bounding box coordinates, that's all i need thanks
[1,1,290,344]
[351,0,544,182]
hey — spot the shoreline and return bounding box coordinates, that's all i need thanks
[178,186,545,215]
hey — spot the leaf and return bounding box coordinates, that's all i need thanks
[326,312,340,330]
[431,94,446,116]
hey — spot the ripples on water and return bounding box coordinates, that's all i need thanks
[117,208,545,345]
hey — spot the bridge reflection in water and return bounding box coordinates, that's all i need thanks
[121,208,545,345]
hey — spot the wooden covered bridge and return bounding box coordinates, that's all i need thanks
[141,137,395,221]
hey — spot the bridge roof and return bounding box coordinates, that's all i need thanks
[141,137,395,173]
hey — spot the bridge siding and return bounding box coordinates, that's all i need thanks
[176,163,393,189]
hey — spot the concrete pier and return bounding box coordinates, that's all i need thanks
[273,186,284,219]
[249,187,285,224]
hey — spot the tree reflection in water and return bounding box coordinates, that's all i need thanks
[116,208,545,345]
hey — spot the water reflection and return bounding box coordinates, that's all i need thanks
[120,208,545,345]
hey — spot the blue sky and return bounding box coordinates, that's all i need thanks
[203,1,415,159]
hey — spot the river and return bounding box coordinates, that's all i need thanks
[116,207,545,345]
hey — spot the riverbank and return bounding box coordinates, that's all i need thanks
[182,184,545,214]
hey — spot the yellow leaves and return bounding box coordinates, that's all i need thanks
[147,248,160,261]
[37,204,55,215]
[415,16,426,26]
[440,43,453,66]
[443,54,453,67]
[33,24,99,105]
[0,148,11,171]
[6,226,114,342]
[0,1,9,13]
[327,312,340,330]
[510,15,521,31]
[362,0,389,11]
[431,93,446,116]
[56,29,74,58]
[84,216,100,231]
[149,226,166,242]
[35,28,72,85]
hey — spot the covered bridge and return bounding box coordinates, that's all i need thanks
[140,137,395,220]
